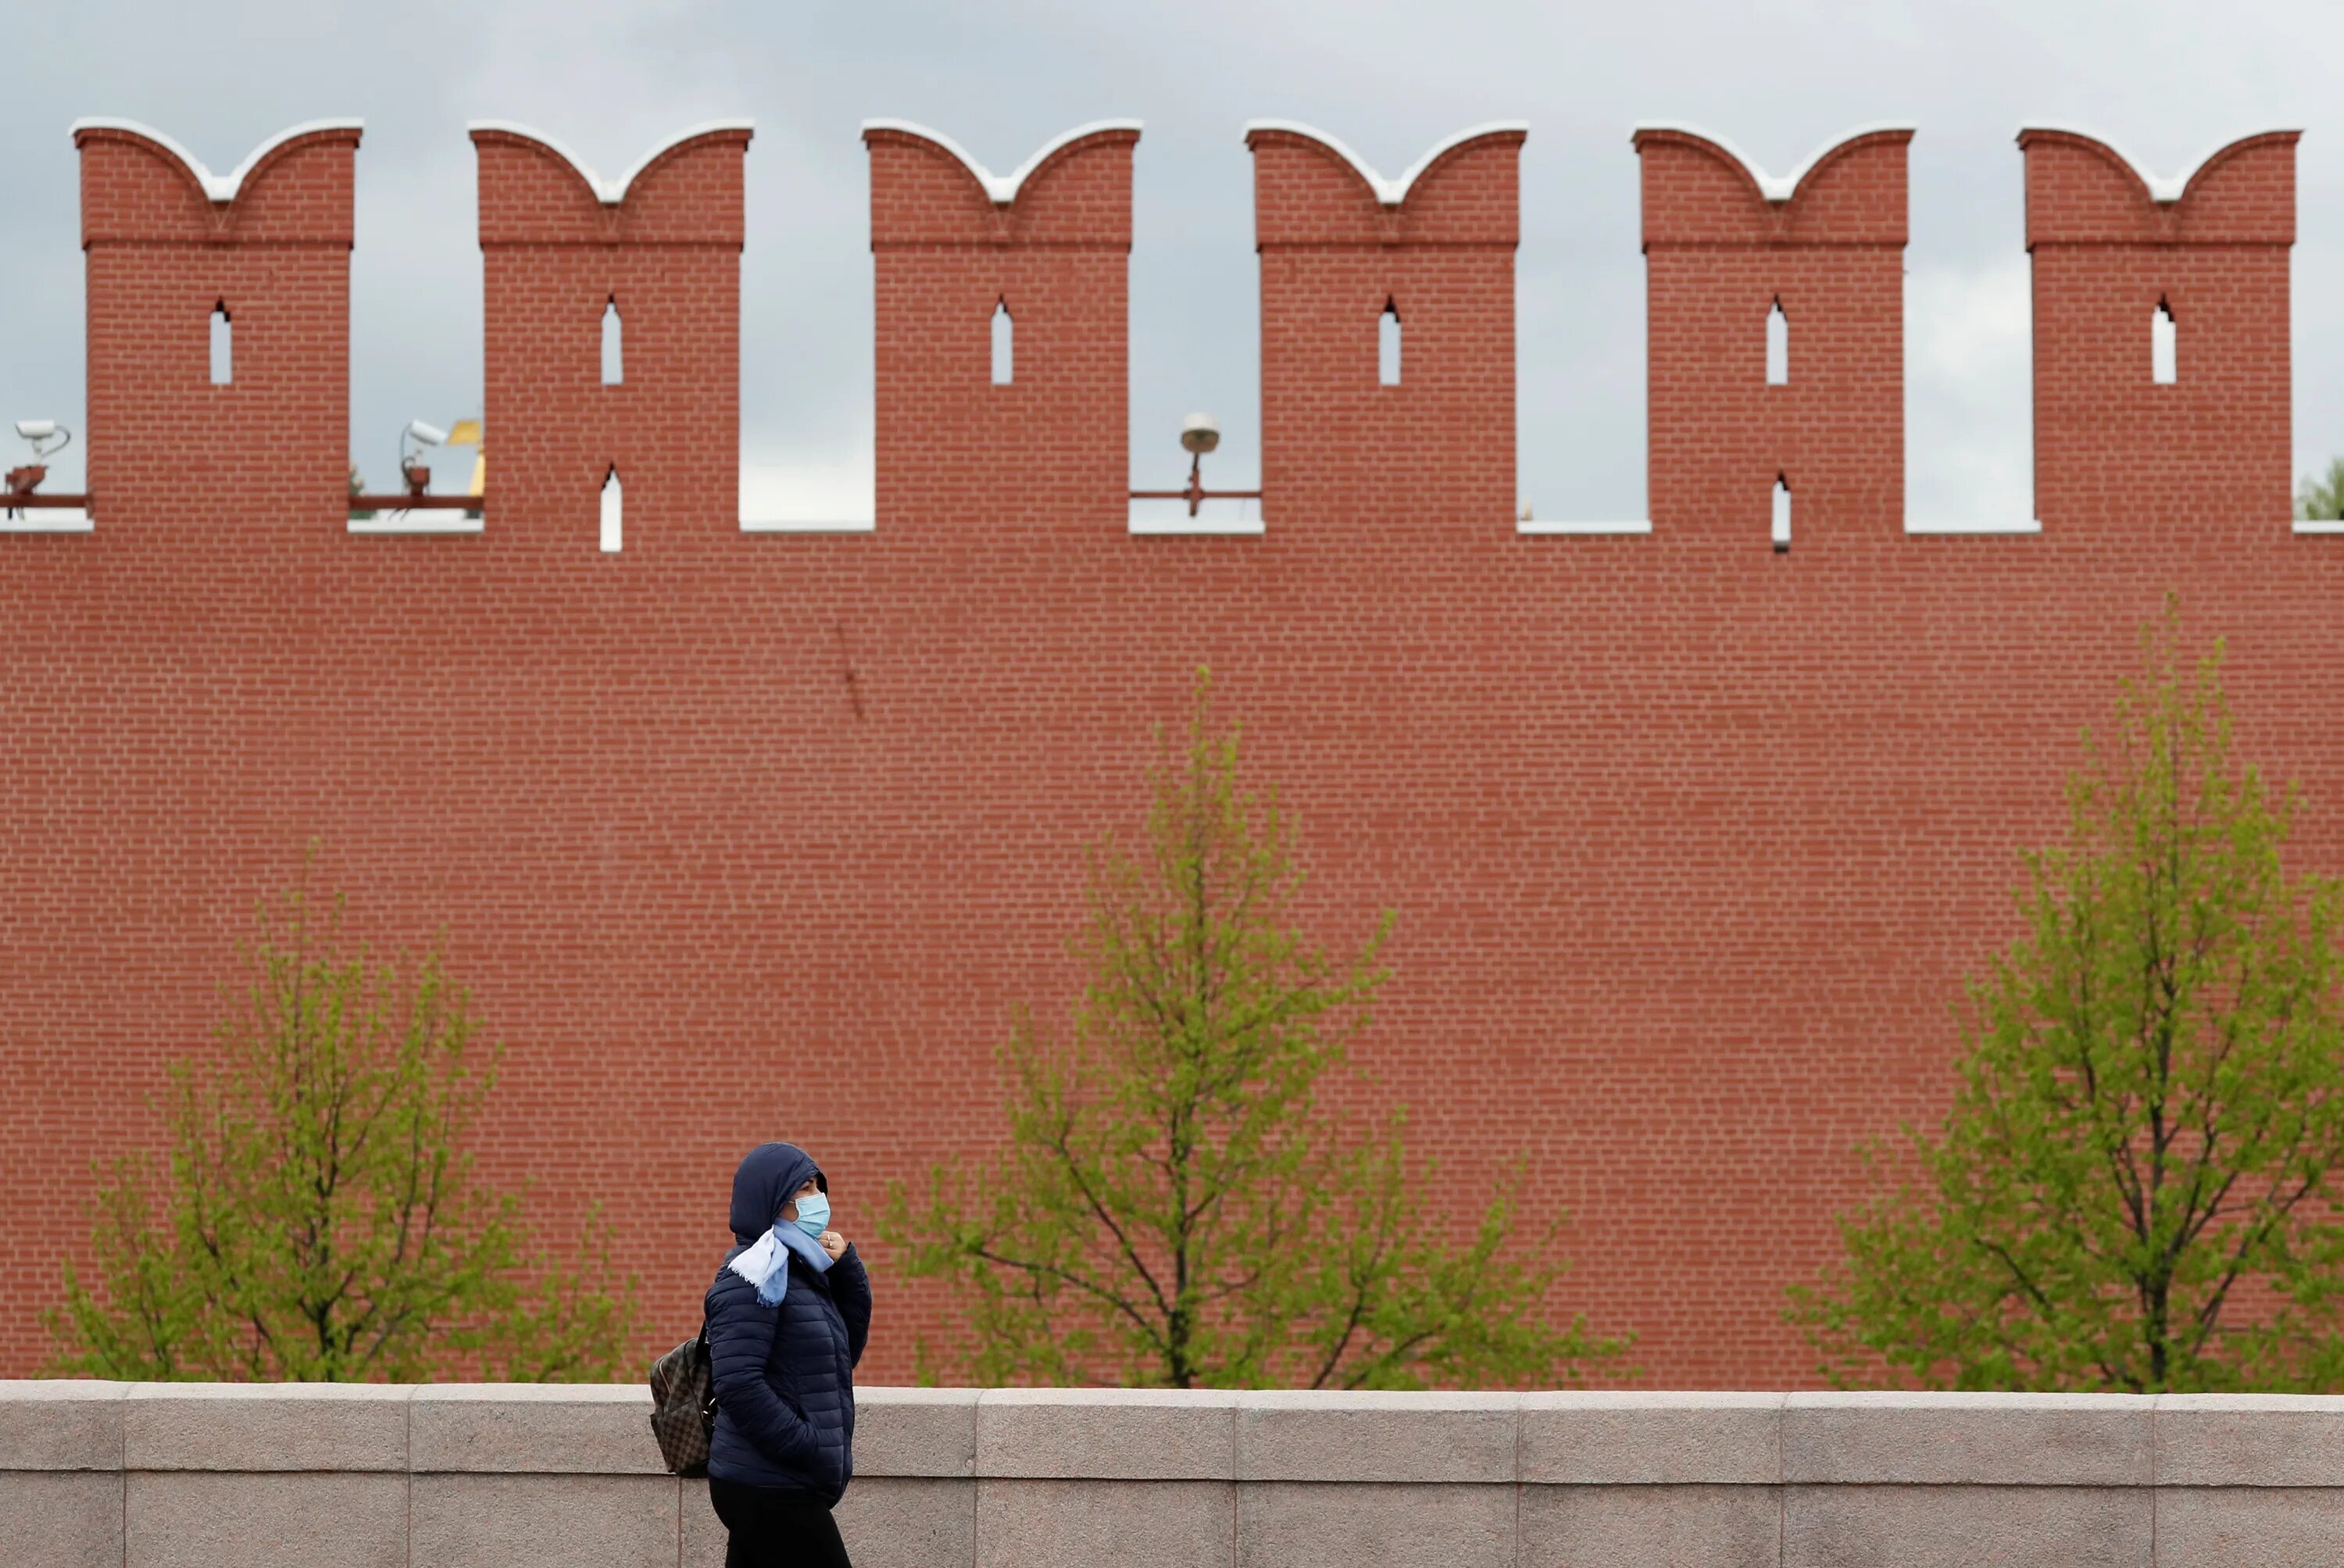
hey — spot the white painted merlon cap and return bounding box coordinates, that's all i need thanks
[1242,120,1530,206]
[1630,122,1915,202]
[859,119,1142,204]
[2013,123,2303,202]
[466,119,755,205]
[69,117,364,202]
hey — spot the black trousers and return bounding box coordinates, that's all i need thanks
[707,1477,853,1568]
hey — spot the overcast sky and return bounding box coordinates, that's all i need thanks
[3,0,2338,524]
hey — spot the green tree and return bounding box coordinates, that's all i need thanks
[47,852,638,1380]
[1792,602,2344,1391]
[884,673,1625,1389]
[2298,458,2344,523]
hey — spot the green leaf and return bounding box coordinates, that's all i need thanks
[879,670,1627,1389]
[1790,597,2344,1392]
[47,842,640,1382]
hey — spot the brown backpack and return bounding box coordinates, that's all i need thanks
[648,1323,718,1477]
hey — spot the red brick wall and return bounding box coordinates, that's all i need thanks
[866,123,1135,533]
[1250,125,1523,527]
[77,122,359,535]
[2023,128,2297,532]
[1636,126,1909,540]
[0,120,2331,1389]
[472,124,751,555]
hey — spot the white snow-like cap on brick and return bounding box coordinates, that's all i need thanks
[466,119,755,205]
[69,117,363,202]
[2013,123,2303,203]
[1630,121,1914,202]
[859,119,1143,204]
[1242,120,1530,206]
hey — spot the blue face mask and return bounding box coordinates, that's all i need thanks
[790,1189,831,1239]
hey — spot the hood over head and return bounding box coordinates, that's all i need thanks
[728,1141,827,1244]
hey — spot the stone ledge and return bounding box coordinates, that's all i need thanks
[409,1384,666,1475]
[13,1383,2344,1495]
[0,1380,128,1470]
[125,1381,409,1473]
[1783,1391,2154,1487]
[856,1386,978,1477]
[974,1388,1235,1480]
[1520,1392,1782,1484]
[1234,1391,1517,1484]
[2154,1394,2344,1488]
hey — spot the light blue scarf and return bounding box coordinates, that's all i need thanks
[727,1220,834,1307]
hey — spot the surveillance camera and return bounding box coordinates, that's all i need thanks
[13,420,69,462]
[405,420,450,447]
[1179,413,1220,455]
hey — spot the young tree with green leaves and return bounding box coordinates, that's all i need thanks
[884,673,1625,1389]
[1792,602,2344,1391]
[48,853,638,1381]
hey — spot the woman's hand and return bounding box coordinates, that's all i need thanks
[819,1230,847,1261]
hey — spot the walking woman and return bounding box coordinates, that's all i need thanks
[705,1141,874,1568]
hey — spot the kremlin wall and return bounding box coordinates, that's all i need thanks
[0,111,2324,1385]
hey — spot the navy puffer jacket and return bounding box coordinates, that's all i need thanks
[704,1142,873,1502]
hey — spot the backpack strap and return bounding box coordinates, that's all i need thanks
[696,1313,718,1421]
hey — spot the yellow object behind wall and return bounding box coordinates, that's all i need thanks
[445,419,484,495]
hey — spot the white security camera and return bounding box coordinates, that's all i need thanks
[13,420,70,461]
[397,420,450,497]
[1180,413,1220,455]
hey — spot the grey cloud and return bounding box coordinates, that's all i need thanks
[2,0,2336,518]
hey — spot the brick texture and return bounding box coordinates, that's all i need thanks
[473,124,750,550]
[1250,125,1523,527]
[1635,126,1909,539]
[2021,128,2298,531]
[0,120,2330,1391]
[77,121,359,536]
[866,123,1134,530]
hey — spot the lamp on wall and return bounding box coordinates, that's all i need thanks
[399,420,448,495]
[8,420,70,497]
[349,417,482,516]
[3,419,84,521]
[1131,413,1262,518]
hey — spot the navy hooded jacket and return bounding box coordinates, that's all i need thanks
[703,1141,873,1501]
